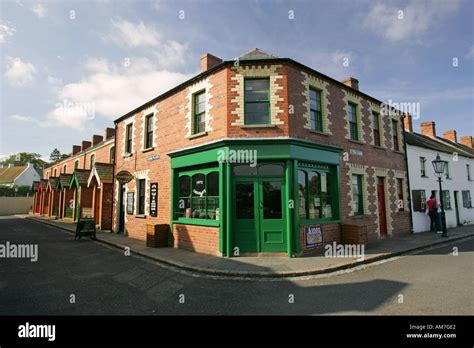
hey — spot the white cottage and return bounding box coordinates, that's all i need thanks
[404,118,474,233]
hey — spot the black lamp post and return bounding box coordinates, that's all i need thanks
[432,153,448,237]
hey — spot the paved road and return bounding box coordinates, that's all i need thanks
[0,217,472,315]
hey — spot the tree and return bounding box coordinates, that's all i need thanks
[49,148,70,164]
[0,153,47,169]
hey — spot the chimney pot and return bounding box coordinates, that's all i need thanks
[105,127,115,140]
[420,121,436,137]
[92,134,103,146]
[341,77,359,91]
[459,135,473,148]
[403,113,413,132]
[442,130,457,143]
[200,53,223,73]
[72,145,81,155]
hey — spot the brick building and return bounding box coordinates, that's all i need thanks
[112,48,411,257]
[33,128,116,230]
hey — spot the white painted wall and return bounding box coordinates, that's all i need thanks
[14,163,41,187]
[407,144,474,233]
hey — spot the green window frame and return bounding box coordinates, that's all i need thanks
[193,91,206,134]
[244,78,270,125]
[348,103,358,141]
[176,167,219,222]
[352,174,364,215]
[298,168,335,221]
[462,190,472,208]
[137,179,146,215]
[309,88,323,132]
[125,123,133,153]
[442,190,451,210]
[144,114,154,149]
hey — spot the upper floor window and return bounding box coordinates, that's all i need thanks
[54,169,57,177]
[109,146,115,164]
[348,103,358,141]
[467,164,471,181]
[392,120,400,151]
[372,112,381,147]
[90,154,95,168]
[63,164,66,173]
[244,78,270,125]
[193,91,206,134]
[309,88,322,132]
[74,160,79,170]
[352,174,364,215]
[144,114,154,149]
[125,123,133,154]
[445,162,450,179]
[420,157,427,177]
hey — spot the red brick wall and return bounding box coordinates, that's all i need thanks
[172,224,220,255]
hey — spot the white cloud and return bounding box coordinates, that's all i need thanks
[0,21,16,44]
[10,114,34,122]
[466,46,474,60]
[4,56,37,86]
[106,19,189,69]
[31,3,46,18]
[47,76,63,85]
[363,1,460,42]
[46,57,191,128]
[303,50,355,79]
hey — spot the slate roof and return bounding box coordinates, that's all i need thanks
[94,163,114,181]
[58,174,73,188]
[32,181,39,192]
[406,132,474,158]
[39,179,48,188]
[0,166,27,184]
[72,169,92,187]
[47,177,59,190]
[237,48,279,61]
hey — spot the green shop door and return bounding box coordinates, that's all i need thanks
[233,177,287,253]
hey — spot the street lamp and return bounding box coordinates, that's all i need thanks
[432,153,448,237]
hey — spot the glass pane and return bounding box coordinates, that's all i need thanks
[207,172,219,196]
[195,92,206,114]
[245,79,269,102]
[233,164,258,176]
[308,171,320,196]
[179,175,190,196]
[348,104,356,122]
[258,164,284,176]
[298,170,307,219]
[192,174,206,196]
[236,183,254,219]
[245,103,269,124]
[263,181,282,219]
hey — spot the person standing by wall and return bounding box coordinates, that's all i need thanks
[426,194,438,232]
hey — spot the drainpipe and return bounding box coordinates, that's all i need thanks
[110,123,117,233]
[225,162,232,257]
[285,160,293,258]
[401,114,414,234]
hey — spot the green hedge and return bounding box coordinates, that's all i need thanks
[0,185,32,197]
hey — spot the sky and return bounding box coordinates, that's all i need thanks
[1,0,473,161]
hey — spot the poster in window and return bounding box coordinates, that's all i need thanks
[305,225,323,248]
[150,183,158,217]
[127,192,134,215]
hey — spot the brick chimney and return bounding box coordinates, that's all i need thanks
[81,141,92,151]
[72,145,81,155]
[341,77,359,91]
[200,53,223,73]
[403,113,413,132]
[92,134,103,146]
[420,121,436,137]
[442,130,457,143]
[105,127,115,140]
[460,135,473,148]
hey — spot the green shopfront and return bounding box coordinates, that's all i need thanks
[169,139,343,257]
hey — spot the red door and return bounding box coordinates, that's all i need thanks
[377,177,388,237]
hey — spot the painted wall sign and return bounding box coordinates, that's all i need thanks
[147,154,160,161]
[305,225,323,248]
[149,182,158,217]
[350,149,363,156]
[127,192,134,215]
[116,171,134,184]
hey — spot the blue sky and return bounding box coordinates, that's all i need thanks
[1,0,473,160]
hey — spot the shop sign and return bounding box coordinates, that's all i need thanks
[116,171,134,184]
[147,154,160,162]
[127,192,134,215]
[350,149,363,156]
[305,225,323,248]
[150,183,158,217]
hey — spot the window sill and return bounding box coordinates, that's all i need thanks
[173,218,219,227]
[372,145,387,150]
[352,214,371,219]
[135,215,146,219]
[393,150,404,154]
[347,139,365,145]
[309,130,330,136]
[421,175,429,179]
[141,147,154,153]
[123,153,133,158]
[188,131,208,140]
[240,124,276,129]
